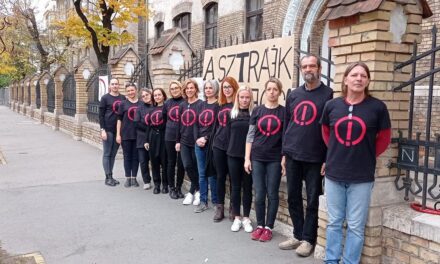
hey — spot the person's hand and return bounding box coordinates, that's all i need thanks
[196,137,206,147]
[320,163,326,176]
[244,158,252,174]
[144,143,149,150]
[101,130,107,141]
[116,135,121,144]
[175,143,181,152]
[281,156,286,177]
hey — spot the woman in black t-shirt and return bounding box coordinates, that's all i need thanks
[145,88,168,194]
[320,62,391,264]
[134,88,152,190]
[227,86,254,233]
[116,83,140,188]
[245,77,285,242]
[163,81,185,199]
[212,76,239,222]
[176,79,202,206]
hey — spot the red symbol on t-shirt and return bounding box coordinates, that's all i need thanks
[257,114,282,136]
[181,109,196,126]
[144,113,150,125]
[199,109,215,127]
[112,100,121,113]
[168,106,179,122]
[293,100,317,126]
[334,116,366,147]
[127,106,138,121]
[217,107,231,127]
[151,110,164,126]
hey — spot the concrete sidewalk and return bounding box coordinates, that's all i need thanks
[0,106,320,264]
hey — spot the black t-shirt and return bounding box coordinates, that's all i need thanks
[227,109,250,158]
[164,97,184,142]
[195,101,218,140]
[134,102,151,148]
[283,83,333,163]
[99,93,125,133]
[250,105,285,162]
[117,100,140,141]
[212,103,233,151]
[145,105,166,143]
[176,99,202,146]
[320,96,391,183]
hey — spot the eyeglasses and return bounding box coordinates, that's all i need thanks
[348,105,353,119]
[142,94,150,98]
[223,85,232,90]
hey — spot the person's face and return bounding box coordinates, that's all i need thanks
[300,57,320,84]
[169,83,182,98]
[222,81,234,98]
[265,82,281,103]
[185,83,197,99]
[110,79,119,93]
[141,91,151,104]
[153,90,164,104]
[238,90,251,109]
[126,86,137,99]
[204,83,215,99]
[344,65,370,95]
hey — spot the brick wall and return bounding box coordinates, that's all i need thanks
[382,227,440,264]
[217,11,246,46]
[81,121,103,150]
[43,112,59,130]
[413,88,440,140]
[33,109,44,123]
[190,22,204,52]
[59,115,76,137]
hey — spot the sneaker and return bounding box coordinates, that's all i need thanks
[279,237,301,250]
[124,178,131,188]
[192,191,200,206]
[143,183,151,190]
[242,218,253,233]
[194,203,209,213]
[182,193,194,205]
[105,178,117,187]
[251,227,264,240]
[131,178,139,187]
[231,218,242,232]
[296,241,314,257]
[259,228,273,242]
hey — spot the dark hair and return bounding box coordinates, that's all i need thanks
[341,62,371,97]
[219,76,239,105]
[152,88,167,105]
[300,54,321,68]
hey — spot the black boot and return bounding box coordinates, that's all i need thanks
[153,186,160,194]
[161,186,169,194]
[124,178,131,188]
[176,188,184,199]
[109,173,119,185]
[131,177,139,187]
[169,187,178,199]
[105,174,116,187]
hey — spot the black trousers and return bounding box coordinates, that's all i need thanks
[227,156,252,217]
[180,144,199,194]
[149,131,168,187]
[121,139,138,177]
[213,147,230,205]
[286,157,323,244]
[165,140,185,189]
[138,148,151,184]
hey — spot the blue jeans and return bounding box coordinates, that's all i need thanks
[325,178,374,264]
[195,145,218,204]
[251,160,281,229]
[102,131,119,175]
[180,144,199,194]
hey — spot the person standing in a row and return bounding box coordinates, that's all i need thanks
[176,79,202,206]
[134,88,153,190]
[116,83,140,188]
[194,80,219,213]
[227,86,254,233]
[245,77,285,242]
[145,88,168,194]
[164,81,185,199]
[321,62,391,264]
[279,55,333,256]
[212,76,238,222]
[99,78,125,186]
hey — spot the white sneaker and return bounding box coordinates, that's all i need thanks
[143,183,151,190]
[242,218,253,233]
[231,218,242,232]
[183,193,194,205]
[192,191,200,206]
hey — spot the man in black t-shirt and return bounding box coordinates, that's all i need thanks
[99,78,125,186]
[279,55,333,256]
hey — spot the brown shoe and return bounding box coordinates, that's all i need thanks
[213,204,224,222]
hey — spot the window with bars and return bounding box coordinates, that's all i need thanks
[174,13,191,41]
[205,3,218,49]
[246,0,263,42]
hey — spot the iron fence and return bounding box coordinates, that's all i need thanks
[87,65,111,123]
[47,78,55,113]
[36,82,41,109]
[62,73,76,117]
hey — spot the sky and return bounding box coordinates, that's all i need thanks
[32,0,51,22]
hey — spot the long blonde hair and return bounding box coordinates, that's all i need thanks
[230,86,254,119]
